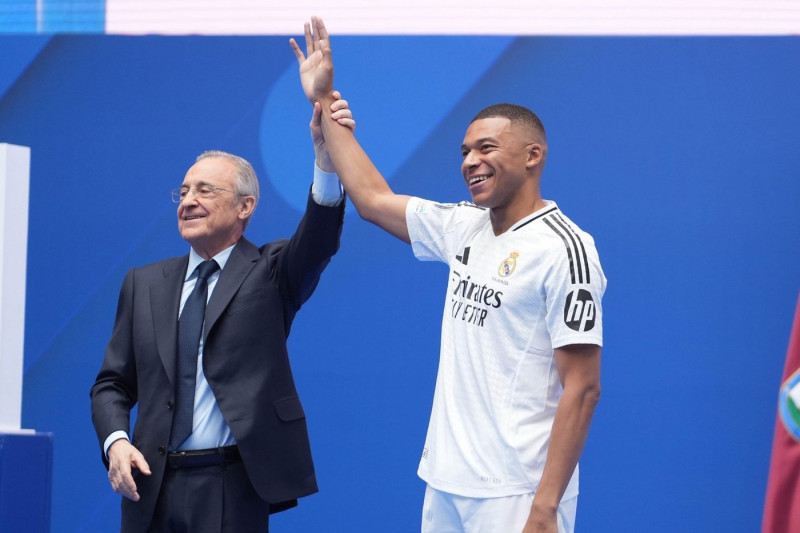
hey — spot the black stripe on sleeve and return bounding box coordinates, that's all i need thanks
[553,213,591,284]
[543,217,577,284]
[550,215,587,284]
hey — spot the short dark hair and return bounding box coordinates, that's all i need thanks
[471,103,546,141]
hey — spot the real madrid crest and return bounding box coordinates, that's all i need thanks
[498,251,519,277]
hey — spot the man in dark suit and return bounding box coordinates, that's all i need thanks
[90,98,354,532]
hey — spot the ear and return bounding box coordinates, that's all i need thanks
[526,143,545,169]
[238,196,256,220]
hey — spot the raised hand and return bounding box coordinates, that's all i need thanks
[289,16,334,103]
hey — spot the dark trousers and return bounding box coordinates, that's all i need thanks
[146,458,270,533]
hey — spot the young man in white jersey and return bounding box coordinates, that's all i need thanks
[290,17,606,533]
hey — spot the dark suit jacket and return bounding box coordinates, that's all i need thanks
[90,193,344,532]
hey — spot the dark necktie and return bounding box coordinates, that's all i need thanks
[169,259,220,449]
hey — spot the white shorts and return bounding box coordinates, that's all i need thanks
[421,485,577,533]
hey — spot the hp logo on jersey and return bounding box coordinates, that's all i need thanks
[564,289,596,332]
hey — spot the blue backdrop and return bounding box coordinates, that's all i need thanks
[1,34,798,532]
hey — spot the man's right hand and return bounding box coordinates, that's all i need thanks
[312,90,355,172]
[107,439,151,502]
[290,16,335,103]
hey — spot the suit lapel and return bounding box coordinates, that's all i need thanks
[152,256,188,386]
[204,238,260,340]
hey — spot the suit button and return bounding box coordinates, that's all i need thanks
[158,446,167,455]
[166,401,174,410]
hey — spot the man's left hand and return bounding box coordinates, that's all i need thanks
[312,90,355,172]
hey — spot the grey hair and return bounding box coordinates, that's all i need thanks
[195,150,260,225]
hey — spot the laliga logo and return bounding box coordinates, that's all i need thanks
[564,289,596,332]
[779,370,800,441]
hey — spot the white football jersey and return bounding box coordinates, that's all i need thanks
[407,197,606,499]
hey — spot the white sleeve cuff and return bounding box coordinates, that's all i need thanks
[103,430,130,459]
[312,163,345,206]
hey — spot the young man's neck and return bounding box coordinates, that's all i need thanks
[489,197,547,236]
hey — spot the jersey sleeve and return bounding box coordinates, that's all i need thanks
[406,197,473,263]
[543,231,607,349]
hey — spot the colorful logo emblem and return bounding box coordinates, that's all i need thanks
[498,251,519,277]
[779,369,800,441]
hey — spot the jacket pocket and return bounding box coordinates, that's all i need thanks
[273,396,306,422]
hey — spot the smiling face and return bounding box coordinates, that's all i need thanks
[461,116,545,213]
[177,157,255,259]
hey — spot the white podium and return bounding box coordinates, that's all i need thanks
[0,143,30,432]
[0,144,51,533]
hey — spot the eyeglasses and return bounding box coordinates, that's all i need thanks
[171,184,234,204]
